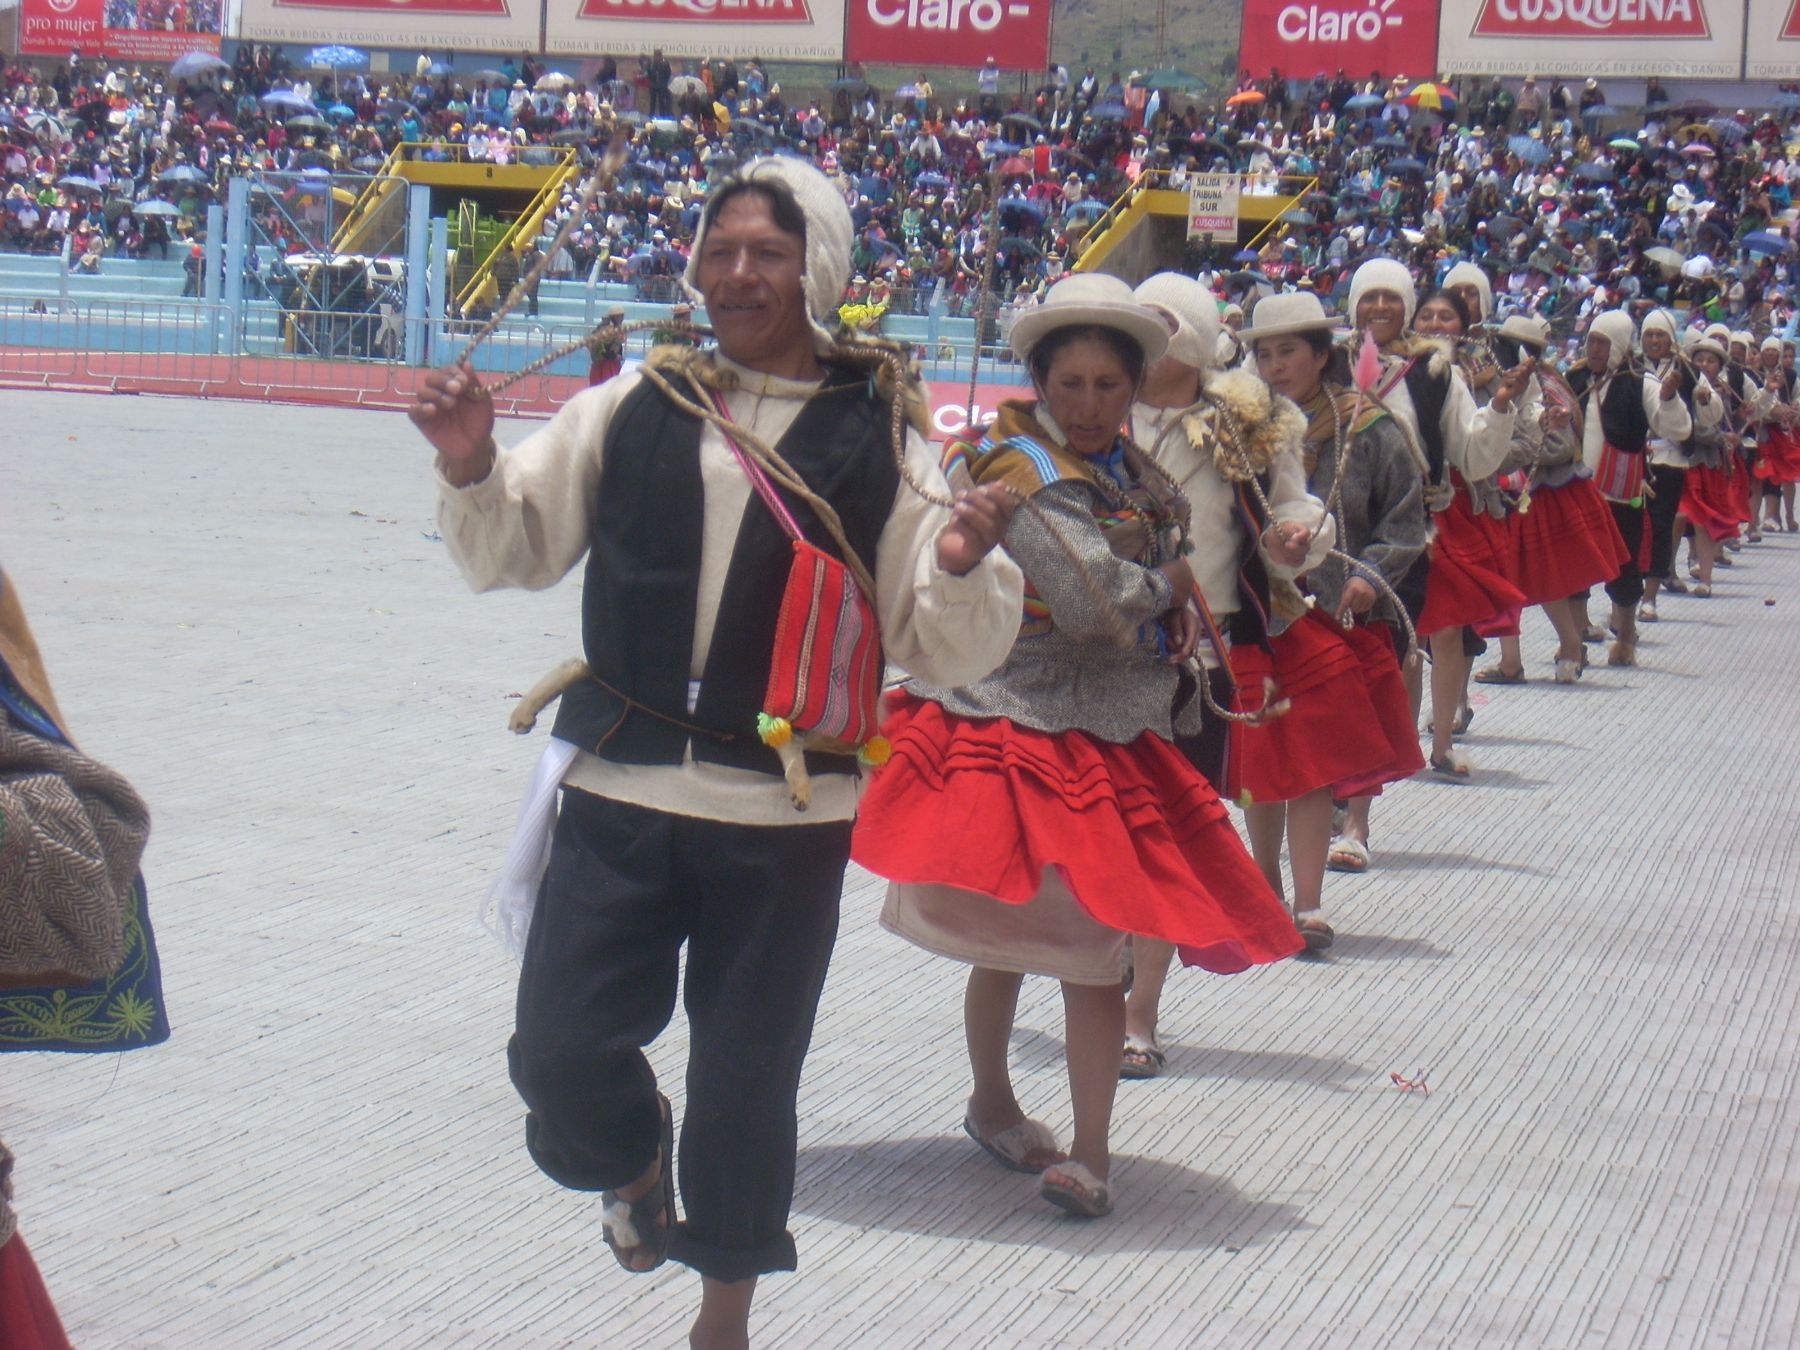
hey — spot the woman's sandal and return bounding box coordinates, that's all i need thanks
[1119,1034,1167,1080]
[601,1092,675,1274]
[1295,912,1335,953]
[1040,1161,1114,1218]
[964,1110,1067,1174]
[1326,837,1371,873]
[1473,664,1526,685]
[1429,749,1473,780]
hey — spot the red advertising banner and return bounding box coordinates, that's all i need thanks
[20,0,222,62]
[1238,0,1440,81]
[1744,0,1800,76]
[844,0,1052,71]
[1437,0,1742,76]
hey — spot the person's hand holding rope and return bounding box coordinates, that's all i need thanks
[409,361,496,486]
[1262,519,1312,570]
[936,483,1019,575]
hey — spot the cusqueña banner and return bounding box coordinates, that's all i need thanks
[1436,0,1743,77]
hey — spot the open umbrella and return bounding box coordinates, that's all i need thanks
[307,45,368,70]
[1384,158,1425,176]
[915,171,950,190]
[997,155,1032,177]
[1002,112,1044,135]
[1609,137,1640,151]
[1233,247,1261,262]
[351,153,387,170]
[56,175,101,193]
[1088,101,1129,121]
[826,77,868,96]
[1065,199,1106,221]
[1225,90,1266,108]
[286,114,330,133]
[1487,214,1525,241]
[669,75,707,97]
[325,104,357,123]
[1346,93,1384,113]
[535,72,575,93]
[130,199,182,217]
[1573,161,1615,182]
[1139,68,1208,96]
[895,84,924,100]
[997,236,1043,257]
[999,198,1045,225]
[261,90,315,114]
[204,117,236,134]
[472,70,509,85]
[1707,117,1748,144]
[1582,104,1619,120]
[1744,230,1794,256]
[1402,82,1457,113]
[427,61,455,77]
[1508,134,1549,165]
[1371,134,1408,150]
[1682,142,1717,159]
[169,52,229,80]
[1681,254,1716,279]
[157,165,208,184]
[1664,99,1718,120]
[1280,208,1317,226]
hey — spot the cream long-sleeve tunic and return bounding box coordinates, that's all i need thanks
[1377,351,1518,482]
[437,357,1025,826]
[1580,371,1693,475]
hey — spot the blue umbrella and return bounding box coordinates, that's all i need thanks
[1573,161,1614,182]
[1065,199,1106,220]
[1372,134,1407,149]
[326,103,358,122]
[982,139,1022,156]
[915,171,950,190]
[169,52,229,80]
[1508,134,1550,165]
[130,200,182,217]
[1233,247,1260,261]
[1384,158,1425,176]
[307,45,369,70]
[157,165,208,183]
[1089,101,1129,121]
[1776,91,1800,111]
[1346,93,1384,113]
[261,90,315,114]
[999,198,1045,225]
[428,61,455,77]
[1744,231,1794,256]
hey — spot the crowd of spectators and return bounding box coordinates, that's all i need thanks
[6,45,1800,344]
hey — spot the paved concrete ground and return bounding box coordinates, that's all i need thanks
[3,388,1797,1349]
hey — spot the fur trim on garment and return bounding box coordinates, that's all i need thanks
[681,155,853,350]
[1349,258,1417,328]
[1182,367,1308,484]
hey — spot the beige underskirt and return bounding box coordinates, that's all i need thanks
[880,868,1128,987]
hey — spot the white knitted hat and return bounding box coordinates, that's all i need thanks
[1133,272,1221,371]
[1348,258,1417,329]
[1640,308,1678,349]
[683,155,852,347]
[1443,261,1493,321]
[1588,310,1636,370]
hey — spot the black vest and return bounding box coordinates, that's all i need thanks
[1567,366,1651,454]
[549,366,901,778]
[1402,359,1451,486]
[1226,477,1276,649]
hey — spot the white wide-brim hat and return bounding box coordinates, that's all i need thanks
[1240,290,1341,342]
[1009,272,1170,366]
[1496,313,1550,349]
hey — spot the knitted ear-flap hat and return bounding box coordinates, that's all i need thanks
[1348,257,1417,329]
[683,155,853,349]
[1588,309,1637,370]
[1443,261,1493,322]
[1133,272,1221,371]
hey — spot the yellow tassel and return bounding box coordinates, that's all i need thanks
[758,714,792,748]
[858,736,892,767]
[1237,788,1256,808]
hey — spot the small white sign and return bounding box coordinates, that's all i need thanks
[1188,174,1241,240]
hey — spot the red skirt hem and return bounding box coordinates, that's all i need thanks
[851,697,1303,973]
[1509,478,1631,605]
[1417,490,1527,633]
[1681,463,1746,540]
[1226,609,1404,804]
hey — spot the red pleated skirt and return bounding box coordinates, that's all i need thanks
[1508,477,1632,606]
[1226,608,1400,805]
[0,1235,72,1350]
[1756,427,1800,484]
[851,695,1303,973]
[1334,619,1425,799]
[1682,463,1746,540]
[1417,487,1527,634]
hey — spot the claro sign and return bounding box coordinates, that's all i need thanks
[1238,0,1440,82]
[1437,0,1742,74]
[845,0,1051,69]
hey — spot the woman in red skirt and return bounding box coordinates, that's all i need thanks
[852,275,1302,1221]
[1482,314,1631,684]
[1754,338,1800,534]
[1240,291,1431,943]
[1682,335,1750,595]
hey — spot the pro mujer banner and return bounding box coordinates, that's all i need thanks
[1436,0,1743,77]
[1237,0,1440,83]
[545,0,848,61]
[237,0,539,50]
[1745,0,1800,77]
[19,0,222,62]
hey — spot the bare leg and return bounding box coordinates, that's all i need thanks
[1498,633,1525,673]
[1694,531,1719,587]
[1427,630,1466,763]
[1785,481,1797,530]
[964,967,1027,1132]
[1243,800,1288,899]
[1546,597,1584,663]
[691,1277,757,1350]
[1059,980,1126,1179]
[1339,795,1372,848]
[1122,938,1175,1047]
[1287,789,1335,915]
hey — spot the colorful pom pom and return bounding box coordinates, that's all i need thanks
[858,735,892,767]
[1237,788,1256,808]
[757,713,793,748]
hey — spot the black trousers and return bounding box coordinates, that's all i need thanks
[509,789,852,1281]
[1646,464,1688,579]
[1605,500,1646,608]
